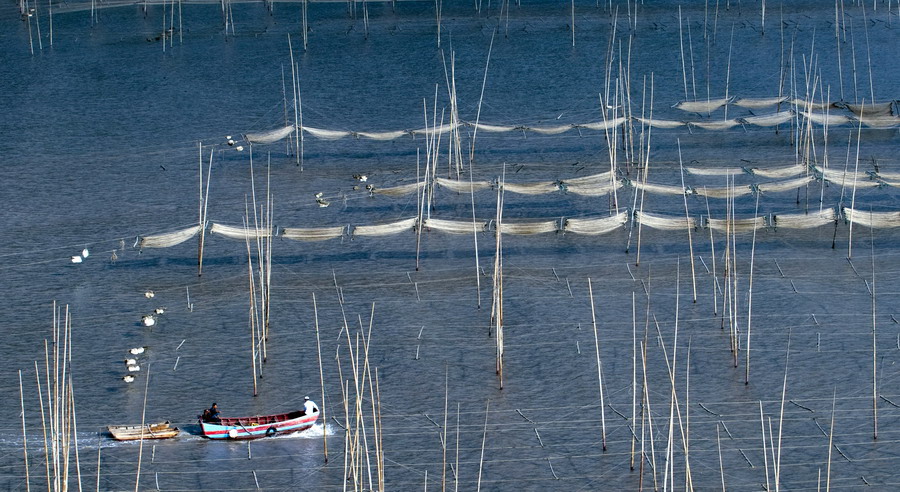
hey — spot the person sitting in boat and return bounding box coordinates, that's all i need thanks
[201,403,221,423]
[303,396,319,416]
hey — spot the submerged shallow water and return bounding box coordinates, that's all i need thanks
[1,0,900,490]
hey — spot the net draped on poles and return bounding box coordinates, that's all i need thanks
[372,182,425,196]
[501,181,560,195]
[705,215,766,232]
[564,211,628,235]
[498,220,559,235]
[139,225,202,248]
[244,125,295,144]
[281,226,346,241]
[740,111,793,127]
[424,218,487,234]
[674,97,732,113]
[842,207,900,228]
[353,217,418,237]
[772,208,837,229]
[634,211,697,230]
[209,223,273,240]
[434,177,493,193]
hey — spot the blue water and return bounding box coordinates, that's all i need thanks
[1,0,899,490]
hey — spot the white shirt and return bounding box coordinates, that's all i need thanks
[304,399,319,415]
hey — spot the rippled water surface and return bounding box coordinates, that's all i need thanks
[1,1,899,490]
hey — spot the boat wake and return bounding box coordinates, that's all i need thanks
[270,422,335,439]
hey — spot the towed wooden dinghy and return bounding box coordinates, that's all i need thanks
[108,421,179,441]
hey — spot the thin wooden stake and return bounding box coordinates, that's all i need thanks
[588,279,607,451]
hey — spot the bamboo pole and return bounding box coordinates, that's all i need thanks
[716,424,725,491]
[774,333,791,492]
[19,370,30,492]
[629,291,637,470]
[34,360,50,489]
[871,224,878,440]
[745,191,760,384]
[588,278,607,451]
[312,294,328,462]
[826,390,836,491]
[441,366,448,492]
[847,104,864,258]
[198,149,213,276]
[760,401,770,491]
[70,376,82,490]
[476,400,489,492]
[677,140,697,302]
[135,363,151,492]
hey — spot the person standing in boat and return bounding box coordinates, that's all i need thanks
[303,396,319,416]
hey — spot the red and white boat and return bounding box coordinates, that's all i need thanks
[199,409,318,440]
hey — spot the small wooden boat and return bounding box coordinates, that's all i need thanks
[108,421,179,441]
[199,409,318,440]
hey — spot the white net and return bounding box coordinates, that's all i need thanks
[635,211,696,230]
[705,216,766,232]
[563,180,623,196]
[733,96,788,109]
[245,125,295,144]
[842,207,900,228]
[564,212,628,235]
[693,185,753,198]
[561,171,615,185]
[502,182,560,195]
[751,164,807,178]
[772,209,836,229]
[357,130,409,140]
[633,181,690,196]
[801,112,851,126]
[209,223,273,240]
[527,124,574,135]
[674,97,731,113]
[424,218,487,234]
[844,101,894,117]
[685,166,743,176]
[740,111,793,127]
[690,119,741,130]
[139,225,201,248]
[756,176,814,193]
[578,117,627,130]
[435,177,493,193]
[634,117,686,129]
[353,217,418,236]
[470,122,518,133]
[372,182,425,196]
[302,126,352,140]
[281,226,345,241]
[498,220,559,235]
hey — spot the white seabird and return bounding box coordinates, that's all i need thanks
[129,347,146,355]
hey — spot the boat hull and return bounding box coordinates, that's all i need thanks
[200,410,318,440]
[108,421,179,441]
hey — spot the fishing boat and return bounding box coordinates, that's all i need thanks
[199,409,318,440]
[108,421,179,441]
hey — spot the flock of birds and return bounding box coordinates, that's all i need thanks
[122,290,165,383]
[70,247,89,263]
[121,346,145,383]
